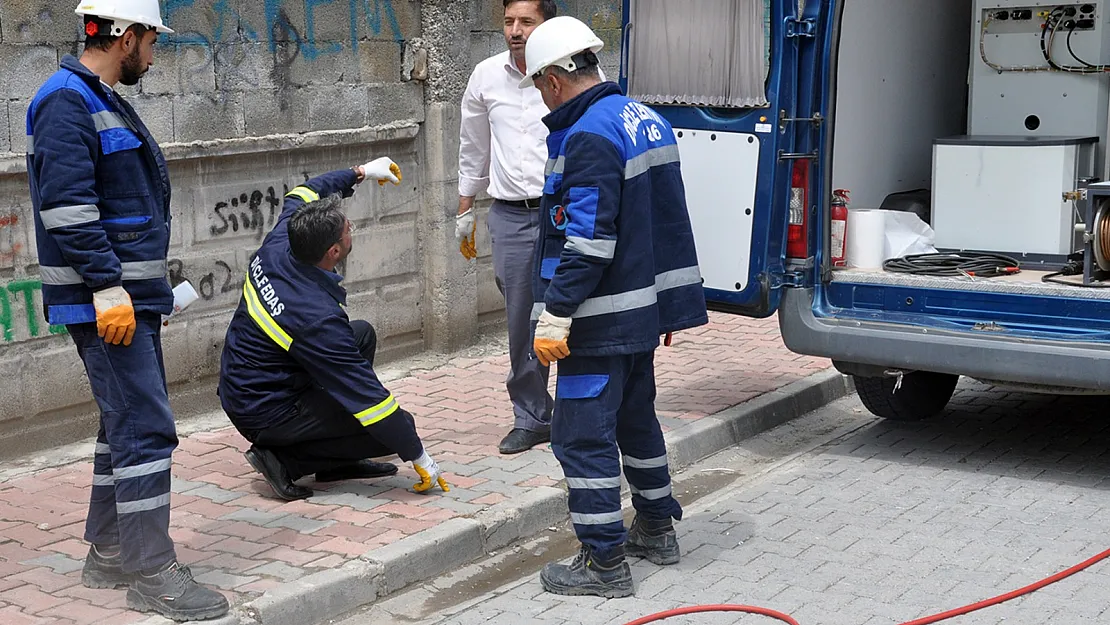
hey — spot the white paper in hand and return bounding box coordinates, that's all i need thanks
[163,281,200,325]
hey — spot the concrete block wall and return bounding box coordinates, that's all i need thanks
[0,0,622,458]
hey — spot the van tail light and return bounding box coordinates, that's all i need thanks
[787,160,810,259]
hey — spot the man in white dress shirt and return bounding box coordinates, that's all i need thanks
[454,0,559,455]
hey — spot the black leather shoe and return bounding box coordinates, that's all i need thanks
[540,544,634,598]
[127,560,229,621]
[82,545,131,589]
[498,428,551,455]
[245,446,313,501]
[315,460,399,482]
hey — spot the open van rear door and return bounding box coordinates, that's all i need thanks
[620,0,830,317]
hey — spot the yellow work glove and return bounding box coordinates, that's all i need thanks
[93,285,136,347]
[455,208,477,260]
[533,310,572,366]
[360,157,402,186]
[412,449,451,494]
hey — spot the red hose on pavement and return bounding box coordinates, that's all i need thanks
[622,605,800,625]
[621,546,1110,625]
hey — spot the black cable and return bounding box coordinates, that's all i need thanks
[882,252,1021,278]
[1042,254,1110,287]
[1067,25,1097,67]
[1041,272,1110,287]
[1041,8,1104,73]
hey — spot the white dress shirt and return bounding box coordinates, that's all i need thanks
[458,51,550,202]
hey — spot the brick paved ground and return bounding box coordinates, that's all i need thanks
[396,384,1110,625]
[0,313,828,625]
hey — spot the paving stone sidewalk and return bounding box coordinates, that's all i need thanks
[0,313,829,625]
[400,386,1110,625]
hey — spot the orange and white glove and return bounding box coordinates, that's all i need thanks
[93,285,136,347]
[412,449,450,494]
[455,208,477,260]
[361,157,402,186]
[533,310,572,366]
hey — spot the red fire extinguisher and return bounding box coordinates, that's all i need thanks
[830,189,849,267]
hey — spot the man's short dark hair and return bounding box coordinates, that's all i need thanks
[546,52,602,84]
[83,17,151,52]
[503,0,557,20]
[288,194,347,265]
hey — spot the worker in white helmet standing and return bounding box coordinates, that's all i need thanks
[524,16,708,597]
[25,1,228,620]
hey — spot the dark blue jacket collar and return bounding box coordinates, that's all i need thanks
[542,81,623,133]
[289,251,348,305]
[60,55,109,91]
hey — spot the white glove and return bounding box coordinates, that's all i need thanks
[360,157,402,186]
[455,208,476,243]
[533,310,572,366]
[456,208,477,260]
[411,448,450,493]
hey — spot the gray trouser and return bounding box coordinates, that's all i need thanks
[489,200,553,432]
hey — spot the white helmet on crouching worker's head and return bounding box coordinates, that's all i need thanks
[75,0,175,36]
[518,15,603,89]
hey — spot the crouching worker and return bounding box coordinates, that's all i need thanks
[218,160,451,500]
[523,17,709,597]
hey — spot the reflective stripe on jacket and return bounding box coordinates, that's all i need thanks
[534,82,709,356]
[27,55,172,324]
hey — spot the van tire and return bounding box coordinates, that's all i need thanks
[852,372,959,421]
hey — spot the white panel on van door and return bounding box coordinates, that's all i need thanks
[673,128,761,292]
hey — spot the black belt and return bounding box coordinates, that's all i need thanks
[497,198,542,209]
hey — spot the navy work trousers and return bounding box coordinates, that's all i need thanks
[551,351,683,558]
[69,313,178,574]
[246,321,414,479]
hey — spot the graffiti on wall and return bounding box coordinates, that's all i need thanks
[159,0,621,64]
[0,213,24,267]
[208,185,288,240]
[168,257,244,303]
[0,280,67,343]
[163,0,405,58]
[0,260,244,344]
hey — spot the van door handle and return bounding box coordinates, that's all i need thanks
[777,151,819,161]
[780,111,824,127]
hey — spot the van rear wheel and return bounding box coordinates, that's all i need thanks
[853,371,959,421]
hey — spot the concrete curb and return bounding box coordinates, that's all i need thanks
[208,368,853,625]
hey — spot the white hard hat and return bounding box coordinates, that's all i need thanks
[75,0,175,35]
[519,16,604,89]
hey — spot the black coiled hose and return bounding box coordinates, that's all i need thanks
[882,252,1021,278]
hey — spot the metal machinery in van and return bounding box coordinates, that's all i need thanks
[619,0,1110,421]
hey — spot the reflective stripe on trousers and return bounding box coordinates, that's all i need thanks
[72,314,178,573]
[551,351,682,557]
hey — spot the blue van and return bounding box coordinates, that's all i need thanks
[618,0,1110,420]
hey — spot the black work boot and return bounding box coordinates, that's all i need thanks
[82,544,131,589]
[126,560,229,621]
[625,515,681,565]
[540,544,634,598]
[315,459,398,482]
[245,446,312,501]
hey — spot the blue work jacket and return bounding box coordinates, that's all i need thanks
[218,170,423,461]
[534,81,709,356]
[27,55,172,324]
